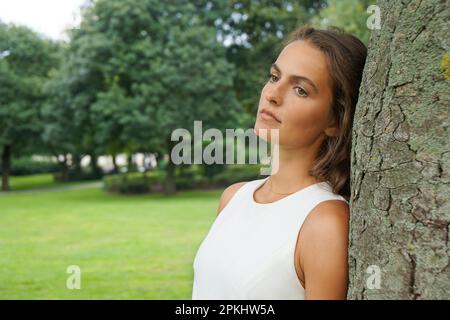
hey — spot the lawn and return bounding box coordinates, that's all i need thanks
[7,173,83,191]
[0,183,221,299]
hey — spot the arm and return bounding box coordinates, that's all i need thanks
[300,200,350,300]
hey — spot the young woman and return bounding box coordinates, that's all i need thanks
[192,26,367,300]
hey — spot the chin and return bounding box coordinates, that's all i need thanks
[253,123,279,143]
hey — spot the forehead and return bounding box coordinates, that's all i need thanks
[275,40,330,85]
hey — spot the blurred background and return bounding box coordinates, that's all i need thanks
[0,0,371,299]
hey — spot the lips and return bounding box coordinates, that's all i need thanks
[260,108,281,123]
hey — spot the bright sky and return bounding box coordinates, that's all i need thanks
[0,0,86,40]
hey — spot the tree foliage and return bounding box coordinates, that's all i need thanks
[0,22,60,190]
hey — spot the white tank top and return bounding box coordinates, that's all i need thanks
[192,176,348,300]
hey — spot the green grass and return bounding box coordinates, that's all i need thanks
[7,173,84,191]
[0,185,221,299]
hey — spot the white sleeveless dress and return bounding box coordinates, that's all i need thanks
[192,176,348,300]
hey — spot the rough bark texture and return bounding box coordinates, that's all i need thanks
[348,0,450,299]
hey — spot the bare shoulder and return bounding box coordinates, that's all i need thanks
[307,199,350,229]
[301,199,350,241]
[216,181,249,216]
[299,199,350,299]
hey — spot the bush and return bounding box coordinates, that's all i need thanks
[54,168,103,182]
[102,164,264,194]
[209,164,263,187]
[103,171,164,194]
[0,157,60,176]
[200,162,226,178]
[175,173,205,190]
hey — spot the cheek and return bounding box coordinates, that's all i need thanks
[284,100,323,128]
[280,101,327,145]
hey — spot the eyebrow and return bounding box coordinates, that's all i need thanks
[271,63,319,94]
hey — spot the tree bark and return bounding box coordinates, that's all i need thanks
[1,145,11,192]
[348,0,449,299]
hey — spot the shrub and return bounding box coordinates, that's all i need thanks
[209,164,263,187]
[103,171,164,194]
[102,164,263,194]
[0,157,60,176]
[54,168,103,182]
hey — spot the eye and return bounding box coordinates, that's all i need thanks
[295,86,308,97]
[268,73,279,83]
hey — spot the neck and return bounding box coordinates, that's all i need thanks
[267,140,323,192]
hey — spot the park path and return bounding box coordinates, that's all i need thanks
[0,181,102,196]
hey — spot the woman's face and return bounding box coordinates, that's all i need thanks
[254,40,336,149]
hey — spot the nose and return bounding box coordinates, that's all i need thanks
[265,84,283,106]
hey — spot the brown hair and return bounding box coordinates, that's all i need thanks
[283,26,367,201]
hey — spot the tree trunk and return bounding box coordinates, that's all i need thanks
[127,153,133,172]
[73,154,82,175]
[348,0,449,299]
[90,153,96,173]
[89,153,101,178]
[163,155,176,196]
[163,140,177,195]
[112,154,118,174]
[1,145,11,192]
[59,154,69,181]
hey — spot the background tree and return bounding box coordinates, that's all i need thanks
[0,23,59,191]
[62,0,242,194]
[348,0,449,299]
[310,0,371,44]
[41,44,86,181]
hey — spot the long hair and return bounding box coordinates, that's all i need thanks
[283,26,367,200]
